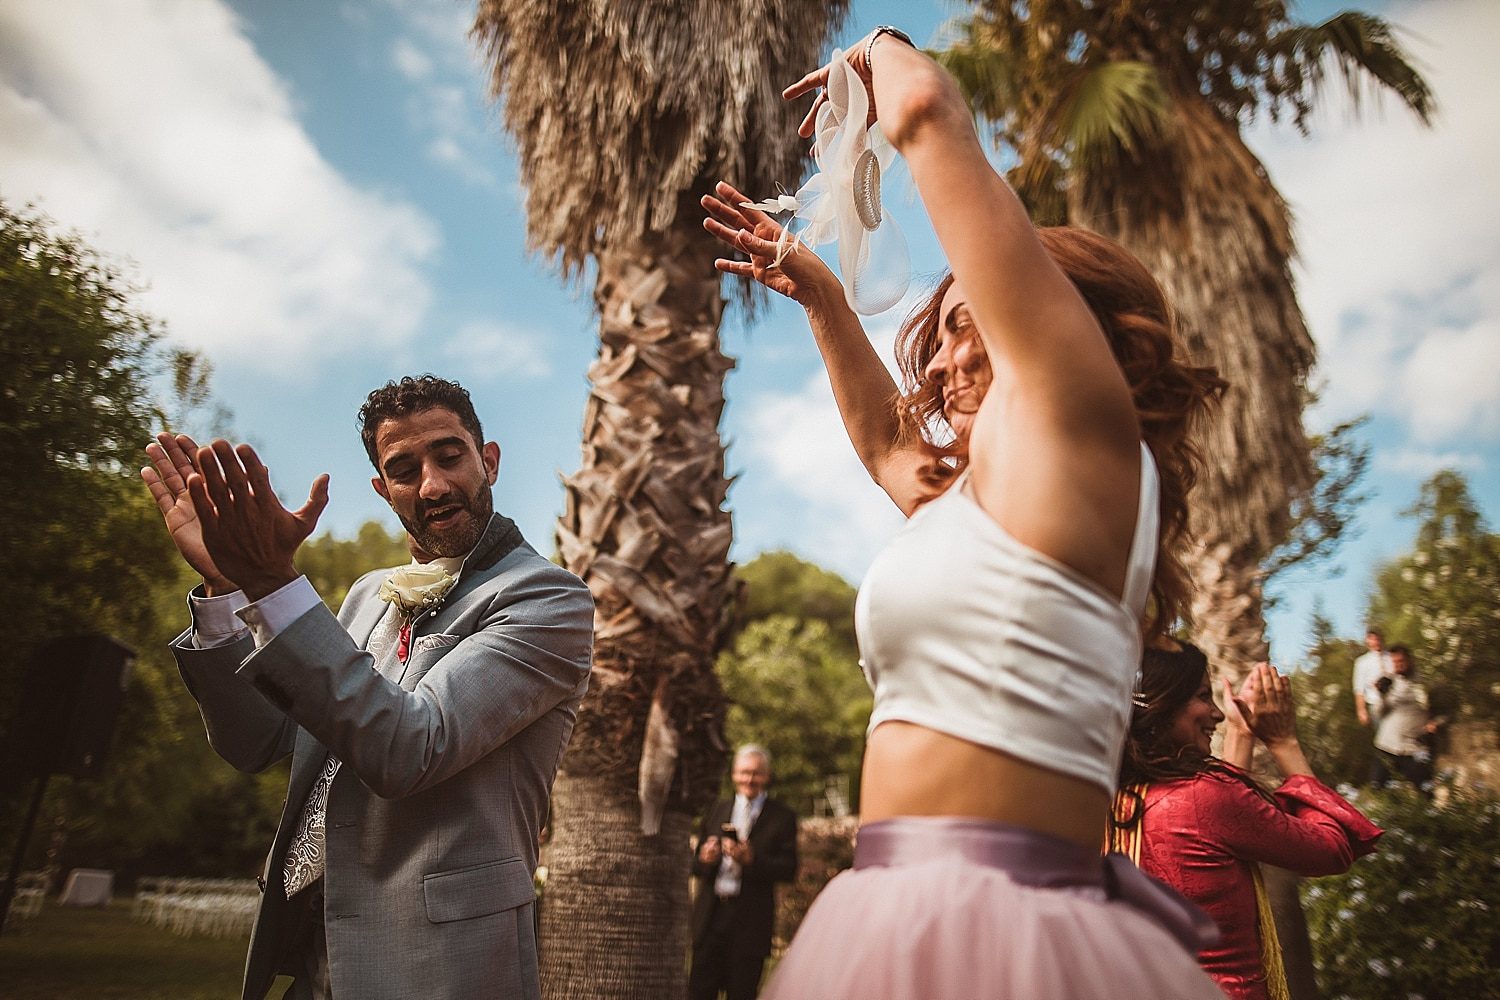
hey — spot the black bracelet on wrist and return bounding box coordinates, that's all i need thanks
[865,25,915,72]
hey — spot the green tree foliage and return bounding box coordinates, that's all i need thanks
[296,519,410,612]
[719,616,871,816]
[0,204,420,883]
[1265,417,1372,599]
[733,549,860,650]
[0,199,260,878]
[1289,604,1373,788]
[1302,787,1500,998]
[936,3,1432,225]
[1,200,207,711]
[716,552,869,815]
[1368,472,1500,720]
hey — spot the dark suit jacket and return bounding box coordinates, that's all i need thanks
[690,796,799,957]
[171,514,592,1000]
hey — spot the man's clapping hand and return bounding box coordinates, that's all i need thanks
[142,433,235,595]
[142,433,329,601]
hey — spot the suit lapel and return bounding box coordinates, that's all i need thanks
[360,514,523,687]
[348,587,391,652]
[285,729,328,822]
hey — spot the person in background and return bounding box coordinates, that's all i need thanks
[1110,642,1382,1000]
[1371,644,1443,797]
[1352,627,1392,728]
[689,745,799,1000]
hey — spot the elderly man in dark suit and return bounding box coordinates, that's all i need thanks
[689,745,800,1000]
[142,376,593,1000]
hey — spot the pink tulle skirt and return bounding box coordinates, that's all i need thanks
[762,817,1223,1000]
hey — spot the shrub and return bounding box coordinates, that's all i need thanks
[1301,784,1500,999]
[773,816,857,954]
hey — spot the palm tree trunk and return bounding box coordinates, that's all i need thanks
[542,199,735,1000]
[1187,542,1271,668]
[1075,96,1320,1000]
[538,773,695,998]
[1076,97,1312,674]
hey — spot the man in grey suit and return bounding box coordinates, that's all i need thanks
[142,375,593,1000]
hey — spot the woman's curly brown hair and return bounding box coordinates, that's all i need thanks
[893,227,1226,640]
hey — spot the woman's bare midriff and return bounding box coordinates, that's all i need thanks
[859,721,1109,849]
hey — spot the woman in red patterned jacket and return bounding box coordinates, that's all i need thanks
[1109,642,1382,1000]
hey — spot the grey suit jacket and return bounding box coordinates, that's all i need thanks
[172,514,592,1000]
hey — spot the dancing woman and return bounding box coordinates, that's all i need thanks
[1110,646,1382,1000]
[702,28,1226,998]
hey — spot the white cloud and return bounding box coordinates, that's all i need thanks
[1374,448,1485,478]
[383,1,476,68]
[426,136,495,186]
[1249,0,1500,448]
[732,302,920,578]
[441,320,552,380]
[1402,308,1500,441]
[0,0,437,370]
[391,38,433,81]
[383,3,497,188]
[742,370,906,579]
[413,84,497,186]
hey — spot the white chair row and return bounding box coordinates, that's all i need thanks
[134,876,260,938]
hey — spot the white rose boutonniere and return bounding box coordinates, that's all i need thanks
[378,563,458,617]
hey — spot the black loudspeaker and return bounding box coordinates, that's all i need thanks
[11,634,134,780]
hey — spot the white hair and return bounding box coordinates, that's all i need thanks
[735,743,772,774]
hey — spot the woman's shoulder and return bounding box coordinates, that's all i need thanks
[1150,767,1263,806]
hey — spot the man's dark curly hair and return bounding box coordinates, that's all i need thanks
[358,375,484,471]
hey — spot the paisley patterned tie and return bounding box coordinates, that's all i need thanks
[282,603,405,898]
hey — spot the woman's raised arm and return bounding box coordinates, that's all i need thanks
[787,34,1144,594]
[702,181,934,514]
[787,37,1133,436]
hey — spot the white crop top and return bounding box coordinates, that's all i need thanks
[854,443,1159,794]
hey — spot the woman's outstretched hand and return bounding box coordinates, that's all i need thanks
[701,181,840,308]
[1221,673,1254,737]
[782,32,880,138]
[1222,662,1312,777]
[1246,662,1314,777]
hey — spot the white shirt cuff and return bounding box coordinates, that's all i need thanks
[236,576,321,649]
[190,589,251,649]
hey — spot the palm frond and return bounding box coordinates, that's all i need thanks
[1007,153,1068,227]
[1279,11,1435,126]
[471,0,851,282]
[1057,61,1172,167]
[929,16,1020,127]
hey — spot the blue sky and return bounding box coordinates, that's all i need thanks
[3,0,1496,664]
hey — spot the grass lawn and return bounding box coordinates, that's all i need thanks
[0,898,261,999]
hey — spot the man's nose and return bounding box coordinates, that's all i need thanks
[418,463,452,500]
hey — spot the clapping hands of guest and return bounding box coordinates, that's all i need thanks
[1221,662,1312,778]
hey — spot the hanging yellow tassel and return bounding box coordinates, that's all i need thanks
[1107,785,1146,864]
[1113,785,1288,998]
[1251,863,1292,1000]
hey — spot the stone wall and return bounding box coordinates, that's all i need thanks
[1441,719,1500,797]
